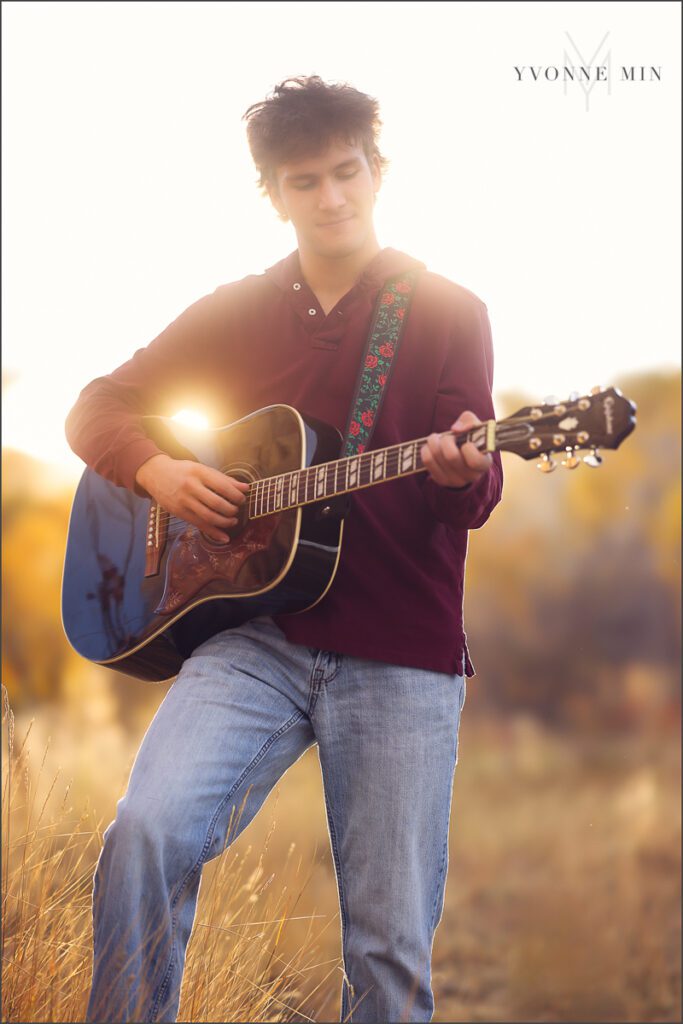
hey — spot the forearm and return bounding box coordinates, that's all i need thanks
[420,299,504,528]
[65,377,165,494]
[65,285,233,492]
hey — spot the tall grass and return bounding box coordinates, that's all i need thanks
[2,684,681,1023]
[1,685,343,1023]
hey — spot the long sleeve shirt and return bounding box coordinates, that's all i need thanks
[65,247,503,675]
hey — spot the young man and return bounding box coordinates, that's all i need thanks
[66,76,503,1023]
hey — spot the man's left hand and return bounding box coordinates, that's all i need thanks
[420,411,493,489]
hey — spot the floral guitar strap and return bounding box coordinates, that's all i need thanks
[341,270,421,458]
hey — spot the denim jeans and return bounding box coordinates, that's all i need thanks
[86,616,466,1023]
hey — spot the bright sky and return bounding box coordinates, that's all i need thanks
[2,0,680,475]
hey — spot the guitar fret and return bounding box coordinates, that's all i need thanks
[288,472,297,508]
[315,465,326,499]
[275,475,284,511]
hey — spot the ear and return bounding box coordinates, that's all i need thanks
[266,181,289,223]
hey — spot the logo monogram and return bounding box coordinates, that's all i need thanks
[563,31,612,111]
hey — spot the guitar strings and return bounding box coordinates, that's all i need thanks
[154,419,565,536]
[155,436,430,532]
[153,411,585,526]
[153,427,479,526]
[151,418,580,535]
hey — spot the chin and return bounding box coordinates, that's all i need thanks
[315,233,367,260]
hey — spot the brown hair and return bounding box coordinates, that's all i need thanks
[243,76,389,191]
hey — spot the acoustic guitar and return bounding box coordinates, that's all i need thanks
[61,387,636,681]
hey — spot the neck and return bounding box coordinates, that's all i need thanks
[247,423,493,518]
[297,233,381,300]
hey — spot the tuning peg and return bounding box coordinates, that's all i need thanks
[583,448,603,468]
[568,391,580,401]
[590,385,605,395]
[536,453,556,473]
[561,447,581,469]
[543,394,559,406]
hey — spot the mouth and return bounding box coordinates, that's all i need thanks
[317,216,355,227]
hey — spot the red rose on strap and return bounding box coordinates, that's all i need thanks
[361,410,374,427]
[365,354,378,369]
[381,292,395,305]
[350,421,360,436]
[379,343,394,358]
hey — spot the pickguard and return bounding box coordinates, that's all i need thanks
[155,515,282,615]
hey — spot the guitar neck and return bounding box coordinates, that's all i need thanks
[246,422,495,518]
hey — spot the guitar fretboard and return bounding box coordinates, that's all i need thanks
[246,424,491,518]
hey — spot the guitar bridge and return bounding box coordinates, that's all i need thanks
[144,502,168,577]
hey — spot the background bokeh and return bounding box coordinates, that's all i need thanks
[2,2,680,1022]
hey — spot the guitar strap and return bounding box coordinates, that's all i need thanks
[341,269,421,458]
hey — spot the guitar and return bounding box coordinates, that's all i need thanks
[61,387,636,681]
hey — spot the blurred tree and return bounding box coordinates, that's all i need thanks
[465,372,681,729]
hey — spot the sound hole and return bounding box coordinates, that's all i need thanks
[216,463,260,542]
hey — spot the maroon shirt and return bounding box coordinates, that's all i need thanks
[65,247,503,675]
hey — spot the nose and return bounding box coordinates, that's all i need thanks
[317,176,346,212]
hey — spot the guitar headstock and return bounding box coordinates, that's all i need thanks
[495,386,637,471]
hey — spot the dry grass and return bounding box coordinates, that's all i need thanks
[1,685,341,1023]
[2,682,680,1023]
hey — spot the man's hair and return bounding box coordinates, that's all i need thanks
[243,76,389,192]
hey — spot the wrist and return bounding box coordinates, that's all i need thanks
[135,452,171,490]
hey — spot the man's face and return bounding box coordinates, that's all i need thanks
[267,139,381,260]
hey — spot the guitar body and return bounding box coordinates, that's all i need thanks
[61,405,345,682]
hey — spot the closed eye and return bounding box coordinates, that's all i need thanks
[290,170,359,191]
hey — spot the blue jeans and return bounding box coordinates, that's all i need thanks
[86,617,466,1023]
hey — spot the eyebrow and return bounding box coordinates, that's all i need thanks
[284,159,361,183]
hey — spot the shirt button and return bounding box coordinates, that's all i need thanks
[293,282,301,290]
[308,308,317,316]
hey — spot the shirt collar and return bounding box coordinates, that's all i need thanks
[264,247,426,293]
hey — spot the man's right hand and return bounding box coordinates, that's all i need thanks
[135,453,250,544]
